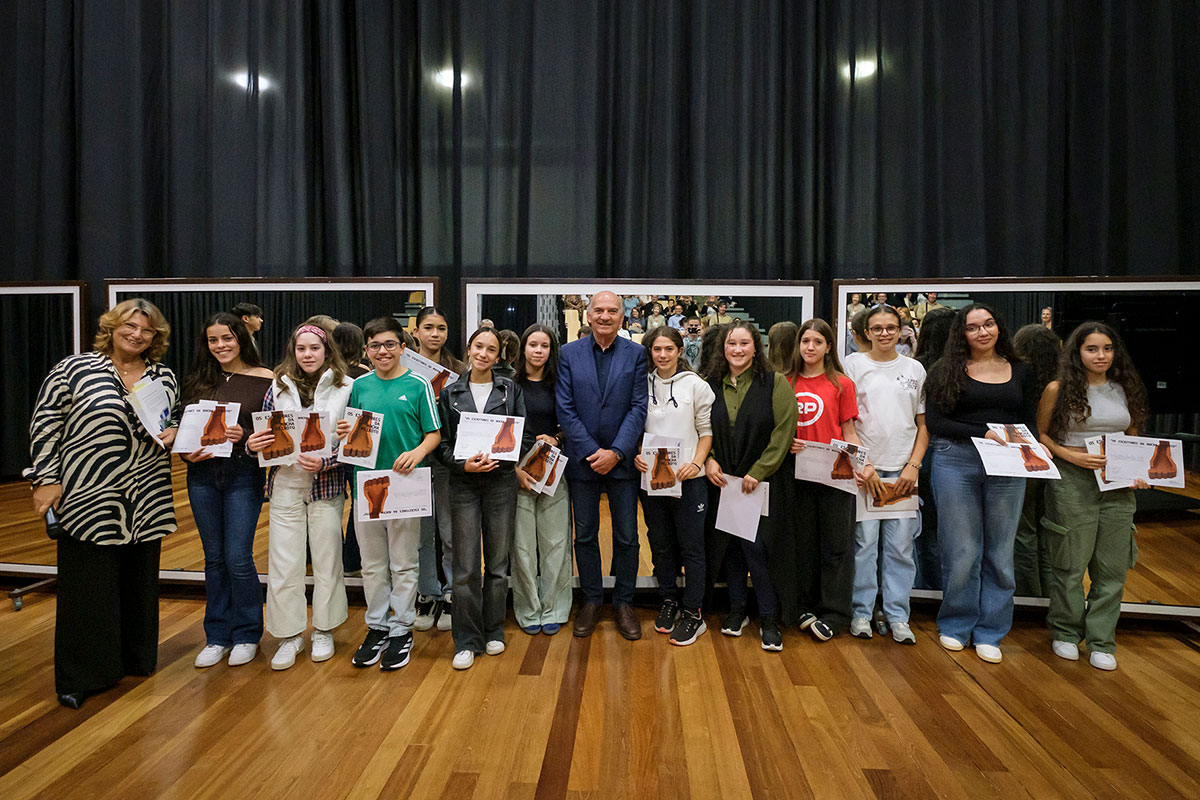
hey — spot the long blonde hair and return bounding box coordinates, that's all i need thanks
[94,298,171,363]
[274,324,348,406]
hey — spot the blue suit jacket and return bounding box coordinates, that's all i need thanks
[555,335,648,482]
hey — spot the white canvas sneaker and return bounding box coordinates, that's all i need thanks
[271,636,304,670]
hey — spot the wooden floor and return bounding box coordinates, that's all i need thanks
[1,593,1199,799]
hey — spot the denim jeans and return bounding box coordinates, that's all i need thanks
[930,437,1026,646]
[641,477,708,612]
[725,531,779,618]
[852,469,921,622]
[418,464,454,598]
[450,472,518,653]
[571,477,640,606]
[188,456,266,646]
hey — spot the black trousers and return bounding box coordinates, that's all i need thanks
[793,481,855,632]
[56,535,162,695]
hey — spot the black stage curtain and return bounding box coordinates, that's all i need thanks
[3,295,76,479]
[2,1,1196,326]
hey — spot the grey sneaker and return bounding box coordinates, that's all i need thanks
[849,617,873,639]
[890,621,916,645]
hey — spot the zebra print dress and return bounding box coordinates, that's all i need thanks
[25,352,179,545]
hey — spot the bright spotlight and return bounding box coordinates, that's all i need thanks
[433,68,471,89]
[229,71,274,92]
[840,59,877,80]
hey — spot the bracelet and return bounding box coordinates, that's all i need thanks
[907,462,921,470]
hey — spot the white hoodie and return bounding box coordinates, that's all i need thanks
[645,369,715,464]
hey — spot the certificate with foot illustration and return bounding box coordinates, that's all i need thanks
[338,407,385,468]
[640,433,683,498]
[452,412,525,462]
[355,467,433,521]
[1102,434,1184,488]
[1084,435,1134,492]
[172,401,242,457]
[855,480,919,522]
[252,410,300,466]
[793,439,868,495]
[971,436,1061,479]
[401,350,459,398]
[518,439,564,494]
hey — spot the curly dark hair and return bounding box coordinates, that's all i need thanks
[1012,324,1061,393]
[1047,322,1149,440]
[703,321,771,383]
[925,303,1017,412]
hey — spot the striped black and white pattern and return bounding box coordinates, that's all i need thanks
[25,352,179,545]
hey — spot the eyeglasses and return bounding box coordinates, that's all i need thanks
[366,340,401,352]
[868,325,900,336]
[964,320,998,335]
[118,321,156,338]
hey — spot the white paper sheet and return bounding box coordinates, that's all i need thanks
[971,437,1061,479]
[171,401,241,457]
[715,477,769,542]
[252,410,300,466]
[1084,435,1133,492]
[541,454,567,497]
[986,422,1039,447]
[640,433,684,498]
[338,407,385,468]
[401,350,459,398]
[793,438,867,495]
[518,439,563,494]
[1103,434,1185,488]
[127,376,171,445]
[355,467,433,521]
[856,479,919,522]
[452,412,525,462]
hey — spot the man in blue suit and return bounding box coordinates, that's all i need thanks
[556,291,648,639]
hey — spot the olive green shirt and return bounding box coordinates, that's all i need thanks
[720,371,798,481]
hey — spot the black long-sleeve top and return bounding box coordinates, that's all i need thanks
[925,361,1039,441]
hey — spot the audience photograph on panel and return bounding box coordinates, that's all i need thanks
[17,285,1198,711]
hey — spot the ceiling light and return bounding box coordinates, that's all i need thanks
[841,59,877,80]
[433,68,471,89]
[229,71,274,92]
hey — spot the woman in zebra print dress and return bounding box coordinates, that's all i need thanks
[27,298,179,709]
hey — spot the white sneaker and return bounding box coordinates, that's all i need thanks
[1089,651,1117,671]
[194,644,231,668]
[1052,640,1079,661]
[311,631,335,662]
[452,649,475,670]
[939,634,965,652]
[849,617,873,639]
[271,636,304,670]
[228,643,258,666]
[485,640,506,656]
[975,643,1003,664]
[890,621,916,645]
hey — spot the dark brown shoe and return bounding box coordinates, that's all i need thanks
[573,602,601,637]
[614,604,642,640]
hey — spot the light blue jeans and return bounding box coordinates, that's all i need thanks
[852,469,921,622]
[930,437,1026,646]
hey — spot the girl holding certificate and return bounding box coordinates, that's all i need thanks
[786,319,863,643]
[636,326,715,646]
[1036,322,1149,671]
[412,306,465,632]
[181,313,274,669]
[705,322,797,651]
[925,303,1040,664]
[436,327,527,670]
[246,323,353,670]
[844,306,928,645]
[512,324,572,636]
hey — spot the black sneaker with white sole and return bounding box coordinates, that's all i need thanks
[352,628,389,667]
[654,598,680,634]
[670,610,707,646]
[721,610,748,636]
[760,616,783,651]
[797,611,817,631]
[809,618,834,642]
[380,632,414,670]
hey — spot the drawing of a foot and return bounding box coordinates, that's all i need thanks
[1099,437,1109,483]
[1003,423,1032,445]
[300,412,325,453]
[650,448,677,490]
[262,411,294,460]
[545,454,559,486]
[493,417,517,453]
[1020,444,1049,472]
[1148,440,1177,480]
[364,476,390,519]
[524,441,550,482]
[872,482,915,508]
[344,412,374,459]
[831,450,855,481]
[200,405,228,446]
[431,369,451,396]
